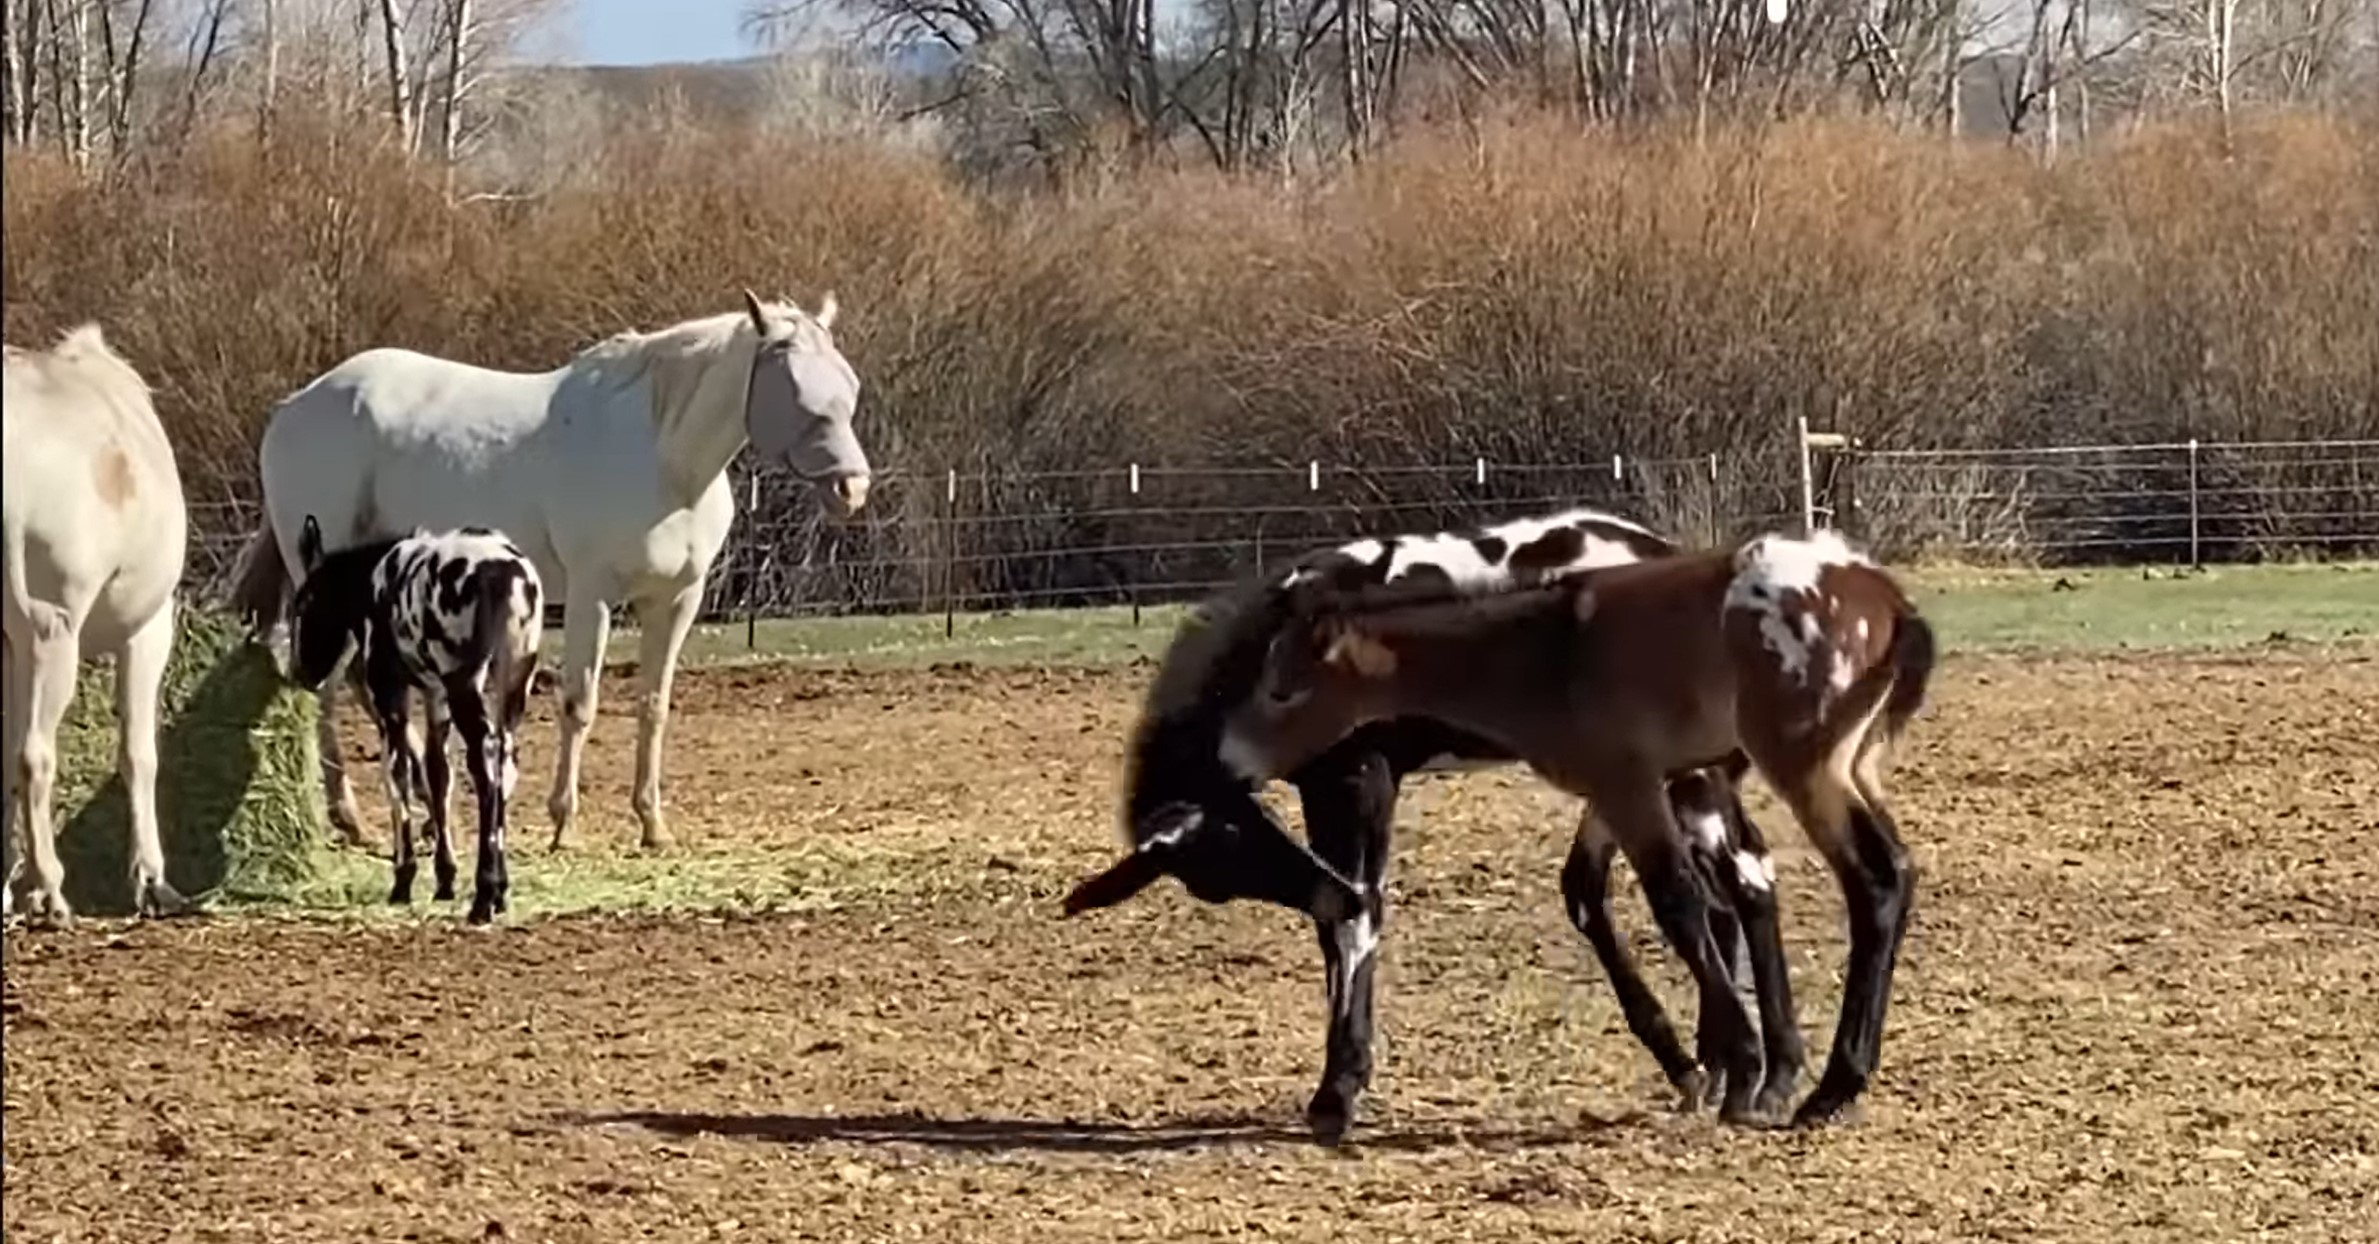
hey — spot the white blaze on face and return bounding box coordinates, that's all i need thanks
[1684,807,1729,855]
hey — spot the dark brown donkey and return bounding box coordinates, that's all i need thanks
[1210,531,1936,1128]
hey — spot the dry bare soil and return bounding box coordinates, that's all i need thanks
[7,648,2378,1242]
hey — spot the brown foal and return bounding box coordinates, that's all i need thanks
[1218,531,1937,1127]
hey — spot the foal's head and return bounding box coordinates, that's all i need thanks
[1224,577,1586,782]
[284,516,396,691]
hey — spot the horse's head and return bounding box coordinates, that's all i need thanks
[741,289,871,519]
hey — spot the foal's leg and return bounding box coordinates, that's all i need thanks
[12,605,83,927]
[1753,713,1917,1129]
[376,686,423,905]
[1559,806,1705,1107]
[1294,744,1397,1144]
[455,695,506,925]
[628,582,703,852]
[117,601,189,917]
[1591,773,1765,1124]
[547,589,610,851]
[422,695,458,902]
[1671,767,1806,1120]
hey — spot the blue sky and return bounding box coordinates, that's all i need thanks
[551,0,758,66]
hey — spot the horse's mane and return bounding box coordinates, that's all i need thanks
[569,300,839,493]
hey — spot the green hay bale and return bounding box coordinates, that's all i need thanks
[45,606,328,913]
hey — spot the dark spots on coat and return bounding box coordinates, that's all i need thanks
[1508,526,1587,579]
[1470,534,1508,564]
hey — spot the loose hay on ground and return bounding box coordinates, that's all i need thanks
[44,605,326,912]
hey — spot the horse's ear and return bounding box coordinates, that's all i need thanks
[815,290,839,330]
[740,287,769,333]
[299,516,324,570]
[1322,622,1398,679]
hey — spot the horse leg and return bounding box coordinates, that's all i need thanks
[546,590,610,851]
[422,696,457,902]
[317,656,372,849]
[1674,767,1806,1122]
[626,583,703,852]
[455,695,504,925]
[1559,804,1707,1108]
[1295,745,1396,1145]
[4,635,28,921]
[1754,710,1916,1129]
[12,606,82,928]
[376,685,422,906]
[1591,772,1765,1125]
[117,600,189,917]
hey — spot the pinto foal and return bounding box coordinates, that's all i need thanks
[286,519,544,924]
[1067,508,1802,1139]
[1222,531,1936,1127]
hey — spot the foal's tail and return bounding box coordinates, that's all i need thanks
[1879,605,1938,741]
[227,521,289,641]
[472,560,543,725]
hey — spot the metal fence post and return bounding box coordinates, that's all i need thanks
[1128,462,1142,627]
[1797,416,1818,535]
[944,467,959,639]
[2187,438,2202,568]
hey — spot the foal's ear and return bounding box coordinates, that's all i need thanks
[1321,621,1398,679]
[299,515,325,570]
[814,290,839,331]
[740,287,770,333]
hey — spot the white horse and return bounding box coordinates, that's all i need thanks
[229,291,872,852]
[4,323,192,926]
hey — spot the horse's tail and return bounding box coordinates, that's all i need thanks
[1880,604,1938,740]
[227,520,289,641]
[472,558,543,725]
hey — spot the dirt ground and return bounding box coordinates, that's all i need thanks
[7,647,2378,1243]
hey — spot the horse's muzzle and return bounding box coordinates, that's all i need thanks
[820,473,870,518]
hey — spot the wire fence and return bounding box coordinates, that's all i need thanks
[182,437,2379,632]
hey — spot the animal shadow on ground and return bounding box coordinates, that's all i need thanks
[566,1108,1633,1155]
[56,634,309,915]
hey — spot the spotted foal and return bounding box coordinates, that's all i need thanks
[1215,530,1937,1127]
[285,519,545,924]
[1066,507,1802,1139]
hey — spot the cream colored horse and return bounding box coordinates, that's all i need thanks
[3,324,191,926]
[230,292,872,853]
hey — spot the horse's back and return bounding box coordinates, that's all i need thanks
[2,342,186,632]
[273,347,558,447]
[261,347,564,555]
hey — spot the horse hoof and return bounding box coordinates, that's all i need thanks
[1670,1065,1712,1113]
[1305,1095,1356,1147]
[136,882,193,919]
[1789,1094,1865,1130]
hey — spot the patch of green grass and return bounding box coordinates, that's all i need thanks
[254,836,1047,925]
[576,561,2379,673]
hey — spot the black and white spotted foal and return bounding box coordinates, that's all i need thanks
[287,518,545,924]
